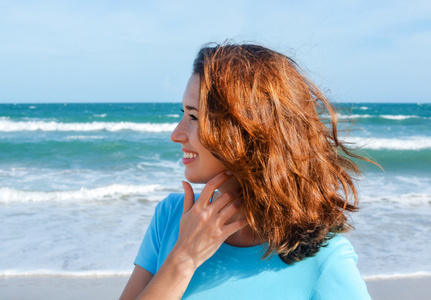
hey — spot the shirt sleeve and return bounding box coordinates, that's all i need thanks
[133,200,165,275]
[311,239,372,300]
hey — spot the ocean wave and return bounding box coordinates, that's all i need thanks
[3,270,430,280]
[363,271,431,281]
[347,137,431,150]
[0,270,132,278]
[0,184,162,203]
[337,114,426,120]
[360,193,431,206]
[93,114,107,118]
[335,113,373,119]
[0,120,177,132]
[340,114,373,119]
[380,114,420,120]
[136,160,183,171]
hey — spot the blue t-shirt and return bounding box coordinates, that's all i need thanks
[135,193,371,299]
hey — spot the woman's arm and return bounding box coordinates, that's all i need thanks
[119,265,154,300]
[120,172,247,300]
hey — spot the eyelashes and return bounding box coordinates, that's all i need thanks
[180,109,198,121]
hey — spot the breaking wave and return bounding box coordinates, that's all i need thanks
[0,120,177,132]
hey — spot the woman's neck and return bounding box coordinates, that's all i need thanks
[215,176,264,248]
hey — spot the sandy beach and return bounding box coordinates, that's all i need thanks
[1,275,430,299]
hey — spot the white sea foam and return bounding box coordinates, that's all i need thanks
[337,114,426,120]
[380,114,419,120]
[0,270,132,278]
[346,136,431,150]
[3,269,431,280]
[360,193,431,206]
[337,114,373,119]
[394,176,431,187]
[0,120,177,132]
[93,114,107,118]
[363,271,431,281]
[6,270,429,280]
[0,184,162,203]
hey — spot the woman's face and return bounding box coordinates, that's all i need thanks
[170,74,227,183]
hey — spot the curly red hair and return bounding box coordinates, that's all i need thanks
[193,43,369,263]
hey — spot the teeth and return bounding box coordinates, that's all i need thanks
[183,152,197,159]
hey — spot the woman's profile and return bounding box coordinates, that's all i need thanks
[120,43,372,299]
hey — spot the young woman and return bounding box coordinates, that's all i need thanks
[120,44,372,299]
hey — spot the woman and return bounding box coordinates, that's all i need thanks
[120,43,372,299]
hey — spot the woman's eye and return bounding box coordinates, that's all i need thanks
[180,109,198,121]
[188,114,198,121]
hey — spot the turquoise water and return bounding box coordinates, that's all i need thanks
[0,103,430,278]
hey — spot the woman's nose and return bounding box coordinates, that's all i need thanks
[170,121,187,143]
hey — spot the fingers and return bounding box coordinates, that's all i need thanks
[182,180,195,214]
[218,197,243,222]
[223,217,249,239]
[195,172,233,208]
[210,189,241,212]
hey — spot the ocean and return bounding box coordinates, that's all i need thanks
[0,103,430,279]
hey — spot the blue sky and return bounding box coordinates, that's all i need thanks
[1,0,430,103]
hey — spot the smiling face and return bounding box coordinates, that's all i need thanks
[170,74,227,183]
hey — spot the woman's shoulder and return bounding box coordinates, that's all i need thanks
[296,234,358,277]
[324,234,357,258]
[313,234,358,265]
[308,235,370,299]
[302,234,362,288]
[159,193,185,205]
[155,192,200,216]
[324,234,355,250]
[154,193,185,215]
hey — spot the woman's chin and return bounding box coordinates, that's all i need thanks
[184,171,209,184]
[184,177,206,184]
[183,167,232,185]
[184,173,201,184]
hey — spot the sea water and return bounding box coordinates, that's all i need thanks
[0,103,430,279]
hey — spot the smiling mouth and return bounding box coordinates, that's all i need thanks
[183,152,198,159]
[182,152,198,165]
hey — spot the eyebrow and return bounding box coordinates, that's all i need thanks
[185,105,198,112]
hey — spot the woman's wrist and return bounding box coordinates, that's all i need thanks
[166,245,199,275]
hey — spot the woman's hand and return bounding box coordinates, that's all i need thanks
[171,171,248,272]
[133,171,247,300]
